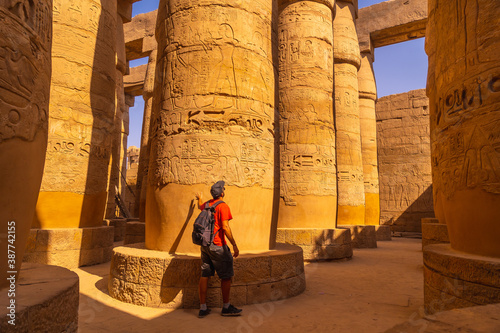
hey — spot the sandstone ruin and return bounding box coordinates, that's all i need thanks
[1,0,500,331]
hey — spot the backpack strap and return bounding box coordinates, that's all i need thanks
[208,200,225,244]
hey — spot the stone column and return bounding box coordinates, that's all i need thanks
[333,1,376,247]
[106,10,129,219]
[135,49,157,221]
[276,0,352,260]
[358,51,388,240]
[35,0,117,228]
[26,0,116,268]
[147,0,276,253]
[426,0,500,258]
[0,0,52,289]
[424,0,500,313]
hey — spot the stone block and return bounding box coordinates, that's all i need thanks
[110,250,127,279]
[46,250,81,269]
[147,285,162,307]
[124,282,148,306]
[275,229,286,243]
[375,225,392,241]
[81,227,93,250]
[287,273,306,298]
[80,248,104,266]
[234,256,272,285]
[247,280,288,304]
[138,257,166,285]
[103,246,114,262]
[230,285,248,306]
[286,229,312,245]
[270,253,296,280]
[162,257,200,287]
[35,228,83,252]
[125,255,140,283]
[92,226,114,248]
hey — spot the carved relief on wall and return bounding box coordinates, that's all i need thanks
[0,1,51,143]
[152,1,275,189]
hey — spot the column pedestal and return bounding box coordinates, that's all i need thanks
[375,225,392,241]
[424,244,500,314]
[109,243,305,308]
[276,228,352,261]
[421,218,449,250]
[0,263,79,332]
[23,226,114,268]
[338,225,377,248]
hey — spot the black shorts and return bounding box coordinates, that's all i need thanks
[200,244,234,280]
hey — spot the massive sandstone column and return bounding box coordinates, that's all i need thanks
[358,52,380,226]
[426,0,500,257]
[333,1,364,225]
[0,0,52,289]
[34,0,117,229]
[423,0,500,313]
[135,49,157,221]
[147,0,275,253]
[106,9,129,219]
[276,0,352,259]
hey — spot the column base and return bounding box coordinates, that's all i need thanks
[123,221,145,245]
[104,218,127,241]
[23,226,114,268]
[108,243,305,308]
[424,243,500,314]
[0,263,79,332]
[338,225,377,248]
[385,303,500,332]
[276,228,353,261]
[421,218,449,250]
[375,225,392,241]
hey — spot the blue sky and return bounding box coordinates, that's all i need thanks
[127,0,428,148]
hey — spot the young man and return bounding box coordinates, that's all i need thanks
[195,180,242,318]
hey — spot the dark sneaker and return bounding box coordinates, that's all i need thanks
[221,304,242,316]
[198,308,211,318]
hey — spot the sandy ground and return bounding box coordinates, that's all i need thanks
[75,238,426,333]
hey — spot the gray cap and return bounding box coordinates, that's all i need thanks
[210,180,225,199]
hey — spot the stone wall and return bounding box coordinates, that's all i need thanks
[376,89,434,232]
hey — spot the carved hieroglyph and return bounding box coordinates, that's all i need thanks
[358,52,380,226]
[0,0,52,289]
[136,49,157,221]
[277,0,337,229]
[426,0,500,257]
[333,0,365,225]
[147,0,275,253]
[35,0,117,228]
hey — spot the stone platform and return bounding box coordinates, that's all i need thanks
[104,218,127,241]
[338,225,378,248]
[421,217,449,249]
[375,225,392,241]
[23,226,114,268]
[423,243,500,314]
[276,228,352,261]
[0,263,79,332]
[108,243,305,308]
[123,221,145,245]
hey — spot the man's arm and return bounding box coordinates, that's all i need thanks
[195,192,204,210]
[222,220,239,258]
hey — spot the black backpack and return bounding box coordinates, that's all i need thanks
[192,201,224,246]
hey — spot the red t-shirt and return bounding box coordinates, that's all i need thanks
[201,199,232,246]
